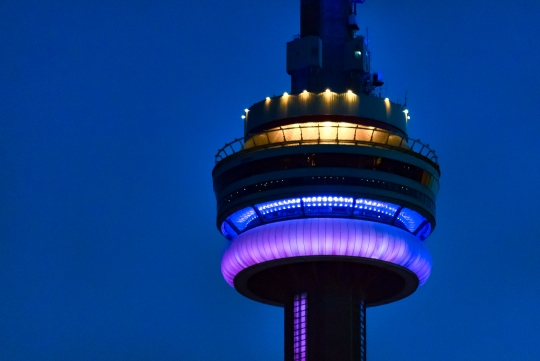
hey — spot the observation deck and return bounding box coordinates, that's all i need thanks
[213,90,440,307]
[214,92,439,233]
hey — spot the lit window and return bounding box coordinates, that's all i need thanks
[396,207,427,234]
[221,222,237,241]
[226,207,260,232]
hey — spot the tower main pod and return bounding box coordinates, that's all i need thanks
[212,1,440,360]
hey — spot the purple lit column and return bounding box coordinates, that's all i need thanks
[294,293,307,361]
[360,300,366,361]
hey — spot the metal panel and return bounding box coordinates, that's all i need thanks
[344,36,368,72]
[287,36,322,73]
[244,92,408,136]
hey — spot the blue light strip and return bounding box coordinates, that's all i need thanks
[353,198,399,222]
[256,198,303,222]
[227,206,260,232]
[396,207,426,233]
[302,196,354,216]
[223,195,431,240]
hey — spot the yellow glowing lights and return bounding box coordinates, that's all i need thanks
[384,97,391,115]
[347,90,353,95]
[325,89,331,93]
[403,110,409,120]
[266,97,271,101]
[241,115,246,119]
[283,92,289,97]
[244,108,250,113]
[303,90,308,94]
[243,122,395,152]
[403,109,410,121]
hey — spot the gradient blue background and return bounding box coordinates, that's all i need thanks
[1,0,539,360]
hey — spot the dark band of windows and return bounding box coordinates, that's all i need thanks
[218,175,436,214]
[214,153,439,195]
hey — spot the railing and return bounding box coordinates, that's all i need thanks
[215,124,439,165]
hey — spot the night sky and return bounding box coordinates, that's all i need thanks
[1,0,540,360]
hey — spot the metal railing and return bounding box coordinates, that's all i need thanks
[215,124,439,165]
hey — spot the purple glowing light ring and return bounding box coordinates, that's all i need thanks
[221,218,432,287]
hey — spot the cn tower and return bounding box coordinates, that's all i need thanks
[212,1,440,360]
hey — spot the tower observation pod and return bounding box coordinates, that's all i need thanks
[212,1,440,360]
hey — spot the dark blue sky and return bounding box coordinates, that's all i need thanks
[1,0,540,360]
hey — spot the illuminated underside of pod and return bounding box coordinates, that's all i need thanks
[221,218,432,288]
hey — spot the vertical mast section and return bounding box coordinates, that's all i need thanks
[288,0,371,94]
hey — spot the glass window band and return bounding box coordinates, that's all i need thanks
[214,152,439,195]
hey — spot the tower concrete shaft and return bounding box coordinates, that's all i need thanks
[281,263,367,361]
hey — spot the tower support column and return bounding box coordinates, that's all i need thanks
[284,264,367,361]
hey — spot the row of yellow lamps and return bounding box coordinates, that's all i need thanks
[241,90,410,120]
